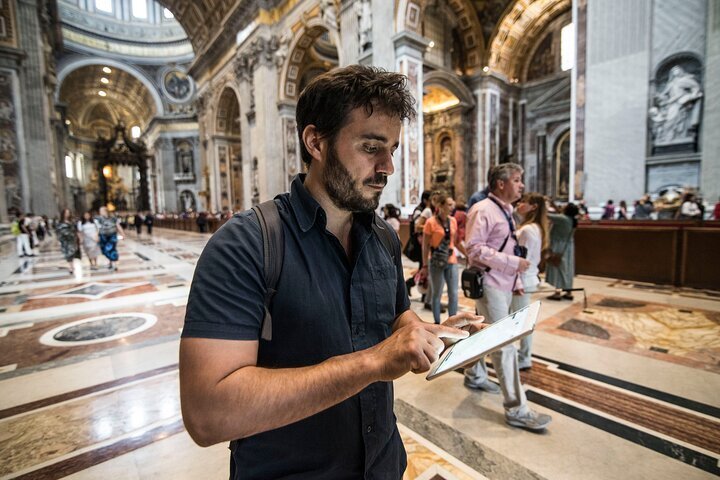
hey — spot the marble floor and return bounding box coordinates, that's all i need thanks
[0,229,718,479]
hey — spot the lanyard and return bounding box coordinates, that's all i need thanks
[488,196,516,236]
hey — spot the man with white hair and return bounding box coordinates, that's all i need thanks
[464,162,552,431]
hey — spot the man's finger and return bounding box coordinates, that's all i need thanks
[425,323,470,340]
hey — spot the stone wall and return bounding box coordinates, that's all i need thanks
[584,0,650,206]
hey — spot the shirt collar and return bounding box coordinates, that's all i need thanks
[488,192,514,214]
[289,173,375,233]
[289,174,323,233]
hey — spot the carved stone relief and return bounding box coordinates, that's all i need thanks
[649,63,703,150]
[0,71,21,211]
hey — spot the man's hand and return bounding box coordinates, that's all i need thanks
[517,258,531,273]
[440,312,485,347]
[366,322,469,381]
[514,288,525,296]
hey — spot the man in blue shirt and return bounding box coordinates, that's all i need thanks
[180,65,482,479]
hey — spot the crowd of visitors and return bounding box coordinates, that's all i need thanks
[10,207,131,273]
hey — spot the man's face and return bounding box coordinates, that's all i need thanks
[498,171,524,203]
[322,108,401,212]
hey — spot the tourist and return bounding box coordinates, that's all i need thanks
[56,208,80,275]
[77,211,101,270]
[97,206,125,271]
[678,192,702,219]
[601,199,615,219]
[546,203,579,300]
[464,163,552,430]
[179,65,480,478]
[511,193,549,370]
[422,191,463,324]
[383,203,401,234]
[617,200,628,220]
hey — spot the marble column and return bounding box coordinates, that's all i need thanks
[392,31,429,209]
[701,0,720,204]
[15,0,57,215]
[339,0,360,65]
[254,68,282,198]
[154,137,174,213]
[471,83,500,191]
[194,89,212,213]
[278,101,301,193]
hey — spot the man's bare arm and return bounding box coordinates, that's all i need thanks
[179,321,467,447]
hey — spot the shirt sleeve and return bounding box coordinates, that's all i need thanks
[182,212,267,341]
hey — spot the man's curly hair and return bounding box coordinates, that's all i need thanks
[296,65,416,166]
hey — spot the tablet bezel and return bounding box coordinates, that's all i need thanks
[425,301,541,381]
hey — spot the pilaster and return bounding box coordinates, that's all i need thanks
[393,31,429,208]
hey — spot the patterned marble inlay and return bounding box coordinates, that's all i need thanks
[538,295,720,372]
[0,371,179,478]
[29,282,148,300]
[596,298,647,308]
[559,319,610,339]
[39,313,157,346]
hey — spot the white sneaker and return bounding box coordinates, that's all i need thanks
[463,378,501,394]
[505,409,552,431]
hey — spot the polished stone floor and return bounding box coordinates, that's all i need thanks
[0,229,718,479]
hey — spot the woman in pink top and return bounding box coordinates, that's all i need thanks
[422,192,465,324]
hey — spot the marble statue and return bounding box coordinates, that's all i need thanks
[274,32,291,68]
[320,0,337,29]
[649,65,703,146]
[356,0,372,52]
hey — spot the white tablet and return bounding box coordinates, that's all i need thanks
[426,301,541,380]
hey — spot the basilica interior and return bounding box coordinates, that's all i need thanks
[0,0,719,479]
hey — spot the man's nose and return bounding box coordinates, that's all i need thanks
[377,150,395,176]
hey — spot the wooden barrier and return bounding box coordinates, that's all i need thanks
[575,220,720,290]
[155,217,720,290]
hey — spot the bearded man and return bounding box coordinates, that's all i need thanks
[179,65,483,479]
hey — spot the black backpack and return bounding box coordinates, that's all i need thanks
[252,200,398,341]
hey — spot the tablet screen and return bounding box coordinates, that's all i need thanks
[426,301,540,380]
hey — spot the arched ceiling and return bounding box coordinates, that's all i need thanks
[157,0,284,61]
[58,0,193,62]
[487,0,571,79]
[60,65,157,139]
[470,0,514,45]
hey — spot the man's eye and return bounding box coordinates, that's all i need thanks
[364,145,378,154]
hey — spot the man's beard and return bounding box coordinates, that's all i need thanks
[323,142,387,212]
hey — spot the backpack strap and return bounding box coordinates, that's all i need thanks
[252,200,284,341]
[372,214,397,264]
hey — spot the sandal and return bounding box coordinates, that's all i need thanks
[547,293,563,301]
[562,293,574,300]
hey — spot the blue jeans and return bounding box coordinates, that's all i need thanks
[428,262,458,324]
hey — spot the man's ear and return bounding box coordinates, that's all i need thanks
[302,125,325,164]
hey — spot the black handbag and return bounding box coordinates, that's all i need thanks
[403,234,421,262]
[461,211,512,299]
[461,266,484,299]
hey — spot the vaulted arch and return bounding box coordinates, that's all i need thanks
[278,18,339,102]
[486,0,571,80]
[396,0,486,74]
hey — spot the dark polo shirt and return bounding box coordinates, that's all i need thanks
[182,174,410,479]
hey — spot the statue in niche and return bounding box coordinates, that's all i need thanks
[356,0,372,53]
[320,0,338,30]
[649,65,703,146]
[179,190,196,212]
[431,137,455,196]
[178,149,193,174]
[0,100,13,121]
